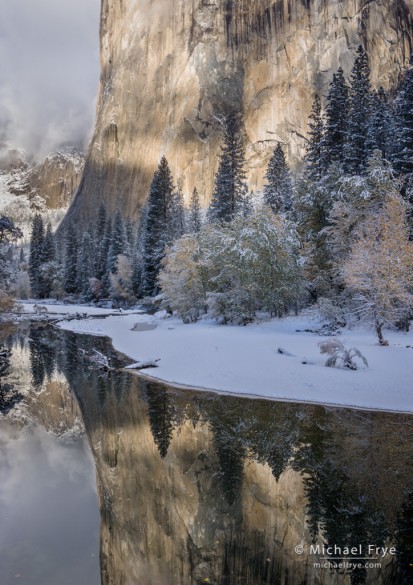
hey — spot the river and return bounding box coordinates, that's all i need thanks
[1,321,412,585]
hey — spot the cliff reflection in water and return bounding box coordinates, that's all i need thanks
[24,327,413,584]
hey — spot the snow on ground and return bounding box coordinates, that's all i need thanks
[52,308,413,413]
[20,302,143,317]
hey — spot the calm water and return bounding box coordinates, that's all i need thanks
[1,322,413,585]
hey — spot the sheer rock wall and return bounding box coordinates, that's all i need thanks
[67,0,413,222]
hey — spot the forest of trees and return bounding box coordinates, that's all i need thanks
[2,46,413,342]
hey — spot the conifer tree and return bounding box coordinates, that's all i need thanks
[41,223,56,264]
[263,143,293,212]
[344,45,372,174]
[323,68,349,168]
[169,178,186,240]
[142,156,175,295]
[63,222,79,294]
[124,217,135,251]
[96,202,107,237]
[97,217,112,278]
[241,188,253,218]
[131,251,142,298]
[77,232,94,297]
[305,95,325,180]
[29,214,45,298]
[189,187,202,233]
[393,61,413,182]
[208,113,248,223]
[108,209,127,274]
[367,87,390,161]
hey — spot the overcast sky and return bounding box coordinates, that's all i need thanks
[0,0,100,159]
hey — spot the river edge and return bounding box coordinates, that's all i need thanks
[7,302,413,414]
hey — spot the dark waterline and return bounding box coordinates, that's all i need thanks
[1,322,413,585]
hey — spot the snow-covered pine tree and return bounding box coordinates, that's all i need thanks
[323,68,349,168]
[41,223,56,264]
[241,189,253,218]
[108,209,127,274]
[263,143,293,213]
[142,156,175,296]
[131,204,147,299]
[76,231,94,297]
[344,45,372,174]
[207,113,248,223]
[393,60,413,185]
[367,87,391,162]
[98,216,112,297]
[63,222,79,295]
[124,217,135,252]
[293,164,343,300]
[169,178,186,240]
[131,251,142,299]
[29,214,45,298]
[0,216,22,294]
[305,95,325,181]
[189,187,202,233]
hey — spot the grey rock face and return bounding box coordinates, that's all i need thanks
[67,0,413,223]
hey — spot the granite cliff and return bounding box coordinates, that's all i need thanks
[67,0,413,222]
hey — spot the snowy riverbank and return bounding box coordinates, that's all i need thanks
[19,302,413,413]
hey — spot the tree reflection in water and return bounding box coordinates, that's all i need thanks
[7,323,413,585]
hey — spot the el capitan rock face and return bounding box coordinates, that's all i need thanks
[67,0,413,223]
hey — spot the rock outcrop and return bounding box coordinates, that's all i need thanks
[66,0,412,223]
[0,148,84,237]
[2,149,85,210]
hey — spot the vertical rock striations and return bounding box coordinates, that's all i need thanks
[67,0,413,223]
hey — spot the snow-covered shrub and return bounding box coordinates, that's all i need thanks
[319,338,368,370]
[159,206,303,324]
[13,271,31,299]
[304,297,347,328]
[158,235,207,323]
[109,255,134,304]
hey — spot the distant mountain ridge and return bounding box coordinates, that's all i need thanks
[0,146,85,238]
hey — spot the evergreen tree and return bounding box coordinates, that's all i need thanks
[77,232,94,297]
[131,251,142,299]
[208,113,248,223]
[41,223,56,264]
[96,201,107,236]
[305,95,325,180]
[189,187,202,233]
[142,156,175,296]
[263,143,293,212]
[28,214,45,298]
[241,188,253,218]
[108,209,127,274]
[344,45,372,174]
[169,178,186,240]
[63,222,79,294]
[323,68,349,167]
[367,87,390,161]
[97,216,112,279]
[0,216,22,292]
[393,61,413,183]
[124,217,135,251]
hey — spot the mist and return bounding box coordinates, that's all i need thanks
[0,0,100,160]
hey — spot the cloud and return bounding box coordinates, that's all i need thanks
[0,0,100,159]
